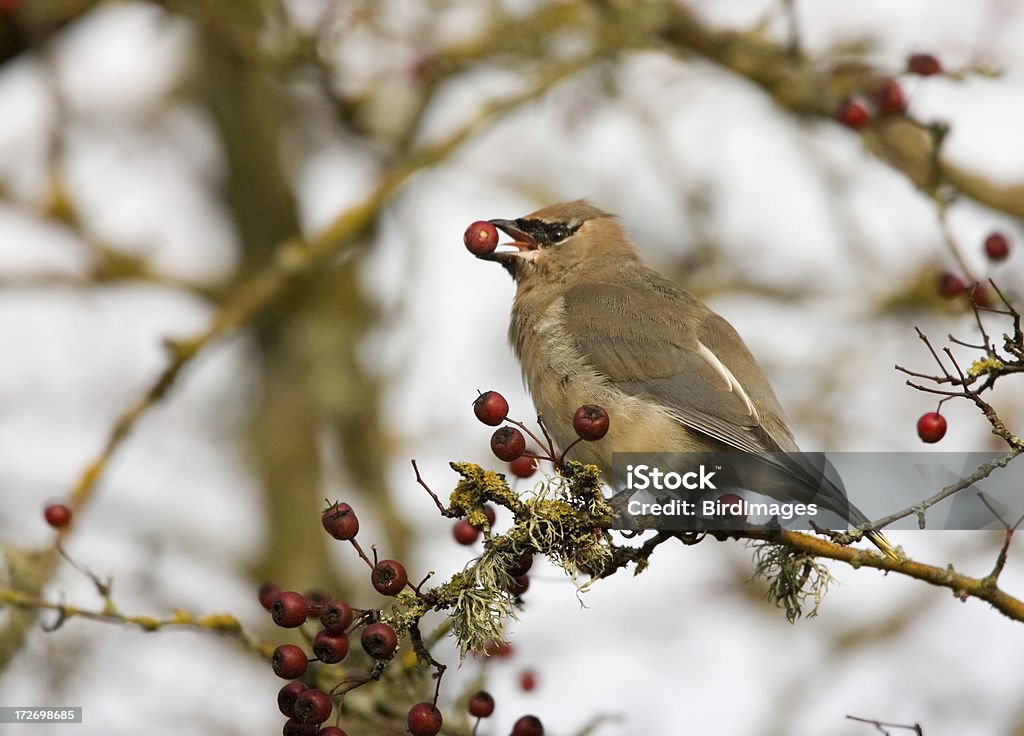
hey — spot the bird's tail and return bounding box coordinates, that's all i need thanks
[864,529,900,562]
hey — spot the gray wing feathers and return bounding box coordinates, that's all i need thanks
[562,279,798,455]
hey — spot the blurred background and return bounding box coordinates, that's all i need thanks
[1,1,1024,734]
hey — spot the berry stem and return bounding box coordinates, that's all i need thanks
[348,537,374,569]
[505,417,554,460]
[411,459,447,514]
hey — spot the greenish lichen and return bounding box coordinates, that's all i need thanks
[752,542,834,622]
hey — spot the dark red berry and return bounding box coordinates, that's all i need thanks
[508,575,530,597]
[716,493,747,522]
[471,504,497,530]
[453,519,480,545]
[304,589,331,618]
[984,232,1010,261]
[259,582,281,611]
[473,391,509,426]
[278,681,308,718]
[294,688,333,724]
[320,600,353,634]
[361,622,399,659]
[468,690,495,718]
[312,630,350,664]
[321,502,359,541]
[491,427,526,461]
[272,644,309,679]
[272,591,309,628]
[509,455,537,478]
[876,79,906,114]
[908,53,942,76]
[480,639,514,658]
[407,702,443,736]
[573,404,609,441]
[937,272,966,298]
[511,715,545,736]
[317,728,348,736]
[464,220,500,255]
[371,559,408,596]
[508,553,534,578]
[916,412,947,443]
[838,97,870,129]
[283,718,318,736]
[44,503,72,529]
[519,669,537,692]
[969,282,993,307]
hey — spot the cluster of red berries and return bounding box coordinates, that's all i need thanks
[473,390,610,468]
[837,52,943,130]
[837,79,905,129]
[260,500,430,734]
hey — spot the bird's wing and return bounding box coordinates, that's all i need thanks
[562,278,798,456]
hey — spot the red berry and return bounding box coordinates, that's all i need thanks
[471,504,497,530]
[508,575,530,597]
[876,79,906,114]
[272,591,309,628]
[464,220,500,255]
[312,630,350,664]
[304,589,331,619]
[573,404,610,441]
[916,412,947,443]
[908,53,942,76]
[44,503,72,529]
[317,728,348,736]
[984,232,1010,261]
[509,455,537,478]
[473,391,509,426]
[361,622,399,659]
[519,669,537,692]
[491,427,526,461]
[283,718,319,736]
[937,272,966,298]
[838,97,870,129]
[294,688,333,724]
[371,559,408,596]
[407,702,443,736]
[716,493,747,522]
[969,282,993,307]
[511,715,545,736]
[321,502,359,541]
[320,600,353,634]
[259,582,282,611]
[479,639,514,658]
[468,691,495,718]
[453,519,480,545]
[272,644,309,679]
[278,681,308,718]
[508,553,533,577]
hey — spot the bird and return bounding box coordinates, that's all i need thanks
[475,199,898,560]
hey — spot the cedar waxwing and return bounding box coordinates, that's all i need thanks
[478,199,898,560]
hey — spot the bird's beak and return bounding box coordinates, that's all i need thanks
[475,219,540,264]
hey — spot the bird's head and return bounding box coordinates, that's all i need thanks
[477,200,638,282]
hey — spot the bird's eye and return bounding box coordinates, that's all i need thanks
[551,226,570,241]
